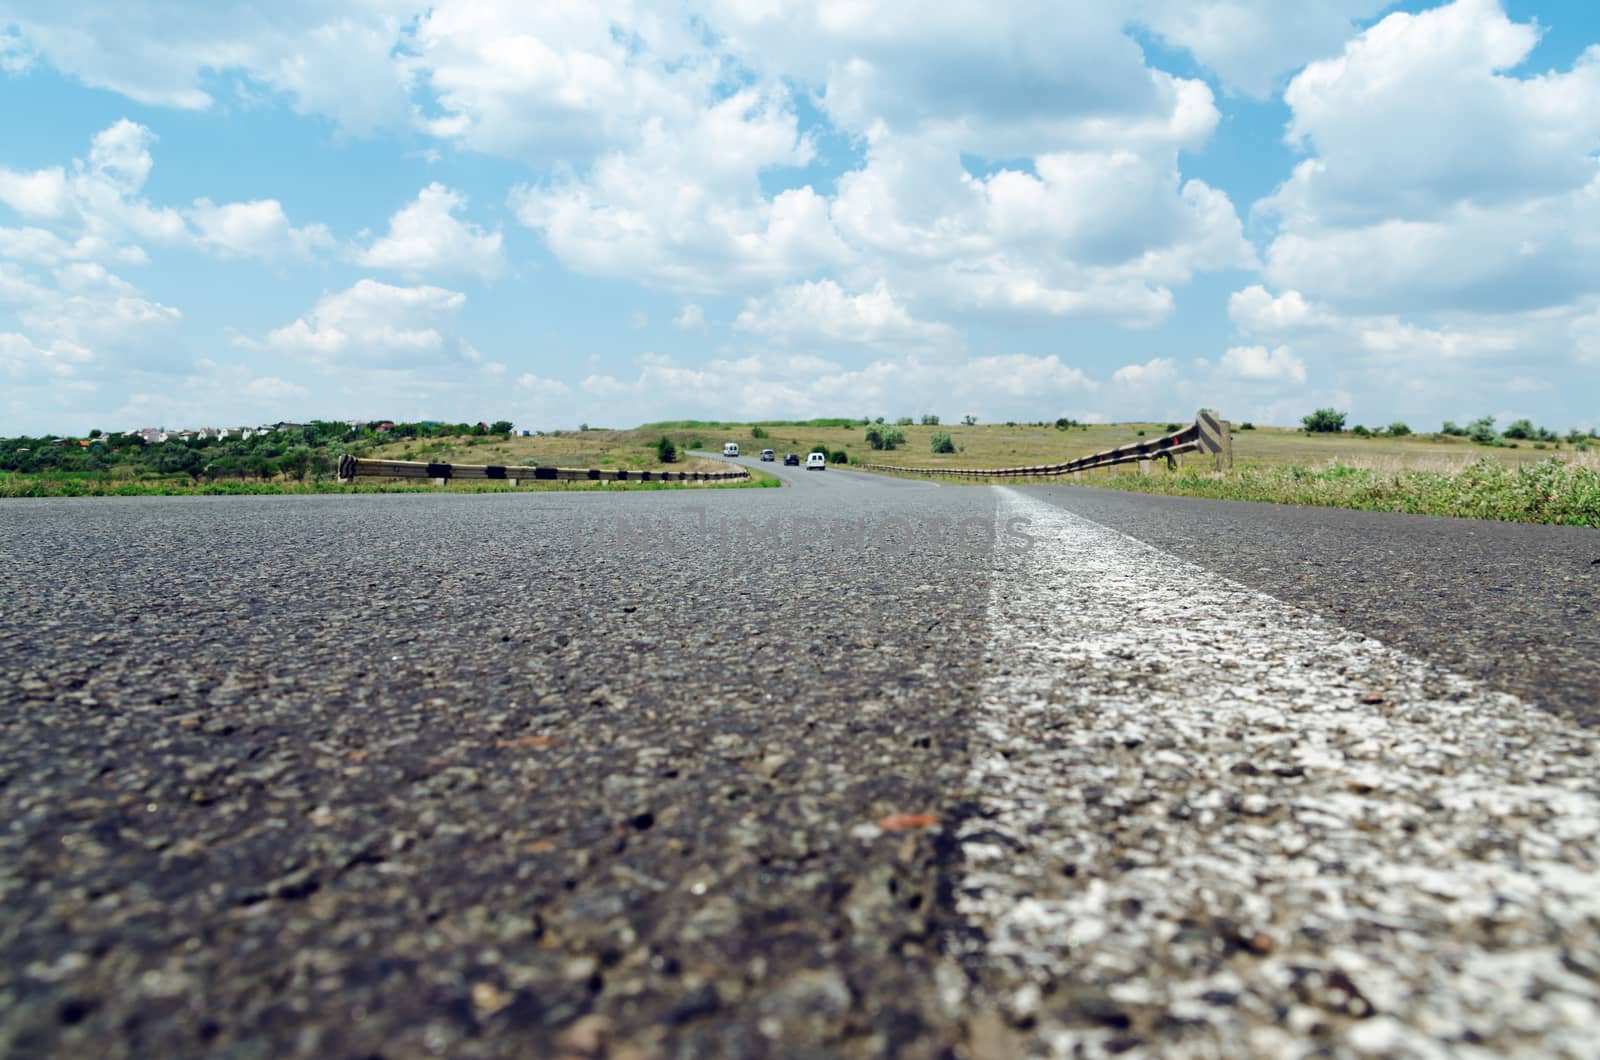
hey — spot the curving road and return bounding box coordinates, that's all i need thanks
[2,467,1596,1057]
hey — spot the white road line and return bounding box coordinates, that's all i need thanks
[959,489,1600,1058]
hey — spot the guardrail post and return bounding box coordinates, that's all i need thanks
[1138,458,1151,476]
[1196,410,1233,472]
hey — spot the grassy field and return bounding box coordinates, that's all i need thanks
[813,421,1598,526]
[668,420,1596,474]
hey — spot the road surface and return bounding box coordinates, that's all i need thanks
[2,465,1597,1057]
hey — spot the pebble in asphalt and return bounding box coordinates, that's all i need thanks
[2,469,1596,1056]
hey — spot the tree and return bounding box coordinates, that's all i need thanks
[1502,418,1535,440]
[1441,420,1467,436]
[919,414,940,426]
[1387,421,1412,437]
[1302,408,1346,433]
[280,447,312,482]
[655,436,678,463]
[491,420,514,435]
[1467,416,1500,445]
[895,416,913,426]
[962,415,978,426]
[1054,417,1078,430]
[930,431,955,454]
[88,428,102,439]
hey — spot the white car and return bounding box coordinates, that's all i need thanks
[805,451,827,470]
[723,442,740,457]
[759,449,775,461]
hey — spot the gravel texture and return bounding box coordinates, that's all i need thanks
[0,484,993,1058]
[2,473,1596,1057]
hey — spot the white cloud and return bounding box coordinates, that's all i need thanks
[1112,357,1178,386]
[734,281,959,353]
[1219,344,1307,383]
[356,183,504,281]
[0,166,71,219]
[189,199,334,261]
[0,120,334,268]
[1259,0,1600,314]
[1228,285,1328,333]
[260,279,468,366]
[0,258,180,379]
[573,348,1101,424]
[1358,320,1519,361]
[1574,312,1600,365]
[0,25,33,73]
[515,372,571,396]
[673,303,705,331]
[1131,0,1390,98]
[0,1,416,131]
[245,376,310,400]
[512,86,843,293]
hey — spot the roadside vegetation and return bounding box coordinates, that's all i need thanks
[844,412,1599,527]
[0,420,775,498]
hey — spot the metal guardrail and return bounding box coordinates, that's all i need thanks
[336,455,750,484]
[858,411,1232,479]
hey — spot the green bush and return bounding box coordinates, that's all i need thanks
[920,414,940,426]
[1387,421,1412,437]
[895,416,914,426]
[751,426,769,439]
[1502,418,1534,440]
[866,426,906,451]
[1237,422,1256,431]
[1352,425,1373,437]
[1054,417,1078,430]
[1468,416,1502,446]
[930,431,955,454]
[1441,420,1467,436]
[655,436,678,463]
[829,449,847,464]
[1302,408,1346,433]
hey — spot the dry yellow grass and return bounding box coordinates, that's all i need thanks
[664,421,1595,475]
[366,421,1596,487]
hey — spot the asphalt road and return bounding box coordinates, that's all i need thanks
[1,470,1596,1057]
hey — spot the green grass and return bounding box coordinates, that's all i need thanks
[966,459,1600,527]
[0,471,775,499]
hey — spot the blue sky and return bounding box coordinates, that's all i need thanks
[2,0,1597,435]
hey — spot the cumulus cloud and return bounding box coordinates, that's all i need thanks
[0,258,180,380]
[734,281,959,353]
[0,120,334,267]
[189,199,334,261]
[1131,0,1391,98]
[1112,357,1178,386]
[260,279,468,367]
[574,348,1100,424]
[672,304,705,331]
[1228,285,1329,333]
[0,1,416,130]
[1259,0,1600,314]
[1219,344,1307,383]
[356,183,504,281]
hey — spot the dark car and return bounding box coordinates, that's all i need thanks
[783,453,800,466]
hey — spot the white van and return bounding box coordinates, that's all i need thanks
[723,442,740,457]
[805,451,827,470]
